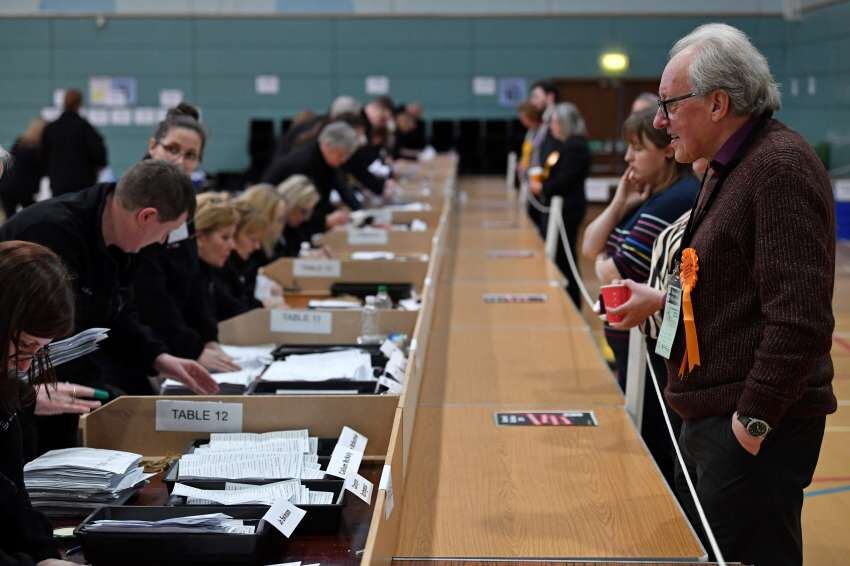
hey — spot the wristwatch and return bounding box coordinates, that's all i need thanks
[737,415,772,438]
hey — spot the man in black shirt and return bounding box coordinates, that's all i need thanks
[41,89,108,196]
[0,160,218,450]
[262,121,361,238]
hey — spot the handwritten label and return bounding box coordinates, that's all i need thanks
[344,473,374,504]
[270,309,332,334]
[380,339,401,359]
[262,499,306,538]
[378,375,403,394]
[385,350,407,383]
[347,228,389,246]
[155,400,243,433]
[483,293,547,304]
[293,259,341,278]
[379,464,394,519]
[326,426,368,480]
[494,411,597,427]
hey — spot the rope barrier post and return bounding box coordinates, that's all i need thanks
[624,327,648,431]
[544,196,563,260]
[505,151,517,195]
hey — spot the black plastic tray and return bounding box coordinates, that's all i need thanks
[161,383,247,396]
[329,282,412,303]
[250,378,378,395]
[75,505,276,565]
[163,438,336,492]
[166,479,346,534]
[30,486,141,519]
[271,343,388,366]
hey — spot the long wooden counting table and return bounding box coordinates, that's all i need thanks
[363,177,708,565]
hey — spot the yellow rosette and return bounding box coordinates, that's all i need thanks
[678,247,701,377]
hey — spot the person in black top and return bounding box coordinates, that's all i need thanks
[274,174,321,258]
[0,118,45,218]
[193,194,244,322]
[529,102,591,308]
[262,121,361,238]
[0,241,86,566]
[132,105,240,376]
[41,90,107,196]
[0,160,218,451]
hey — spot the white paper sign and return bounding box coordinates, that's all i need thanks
[88,109,109,127]
[167,222,189,244]
[379,464,394,519]
[347,229,389,246]
[293,259,341,278]
[53,89,66,107]
[380,339,401,359]
[255,75,280,95]
[377,375,403,394]
[473,76,497,96]
[133,107,157,126]
[326,426,367,480]
[262,499,306,538]
[109,109,131,126]
[159,89,183,108]
[835,179,850,202]
[155,400,243,433]
[270,309,332,334]
[385,350,407,383]
[344,473,374,504]
[365,75,390,95]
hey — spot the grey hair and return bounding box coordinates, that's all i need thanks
[319,121,360,155]
[329,95,362,118]
[670,23,780,115]
[632,92,657,111]
[0,145,11,179]
[552,102,587,138]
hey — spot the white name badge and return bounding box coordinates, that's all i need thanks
[167,222,189,244]
[270,309,332,334]
[344,473,374,505]
[293,259,341,278]
[379,464,394,519]
[262,499,306,538]
[155,400,243,433]
[655,282,683,360]
[347,228,389,245]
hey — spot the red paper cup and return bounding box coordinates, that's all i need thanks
[600,284,631,324]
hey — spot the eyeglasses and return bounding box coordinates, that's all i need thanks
[156,142,200,163]
[656,92,699,119]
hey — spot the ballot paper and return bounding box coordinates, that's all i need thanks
[219,344,275,370]
[398,298,421,311]
[84,513,254,534]
[161,368,261,391]
[24,448,152,516]
[261,350,374,383]
[383,202,430,212]
[46,328,109,368]
[173,479,334,506]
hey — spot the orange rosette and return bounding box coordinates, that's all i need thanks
[678,247,701,377]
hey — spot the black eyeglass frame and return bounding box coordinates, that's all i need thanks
[656,92,699,119]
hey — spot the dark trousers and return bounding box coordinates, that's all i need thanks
[675,413,825,566]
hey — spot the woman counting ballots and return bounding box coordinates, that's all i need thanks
[0,240,87,566]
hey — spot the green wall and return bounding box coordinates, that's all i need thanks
[0,12,844,174]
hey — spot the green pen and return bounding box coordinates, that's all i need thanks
[92,388,109,401]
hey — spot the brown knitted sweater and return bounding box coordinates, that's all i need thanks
[665,118,837,426]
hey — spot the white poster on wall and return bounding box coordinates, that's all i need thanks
[52,89,66,108]
[365,75,390,95]
[133,107,157,126]
[473,76,497,96]
[255,75,280,95]
[110,109,132,126]
[159,89,183,108]
[89,76,137,107]
[87,108,110,127]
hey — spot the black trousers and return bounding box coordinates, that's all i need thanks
[675,413,825,566]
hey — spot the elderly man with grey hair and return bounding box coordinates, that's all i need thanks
[262,121,362,237]
[612,23,835,566]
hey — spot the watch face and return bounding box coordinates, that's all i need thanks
[748,420,768,437]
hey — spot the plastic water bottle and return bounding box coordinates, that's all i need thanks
[299,242,312,257]
[374,285,393,309]
[358,296,385,345]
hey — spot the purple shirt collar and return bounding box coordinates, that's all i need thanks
[711,117,756,170]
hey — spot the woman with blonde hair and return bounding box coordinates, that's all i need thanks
[0,118,46,218]
[234,184,286,259]
[274,174,321,257]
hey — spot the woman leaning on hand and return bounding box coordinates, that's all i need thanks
[0,240,85,566]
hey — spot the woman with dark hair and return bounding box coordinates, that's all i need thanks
[0,240,84,566]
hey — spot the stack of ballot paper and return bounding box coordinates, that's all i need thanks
[161,367,262,395]
[219,344,275,370]
[84,513,255,534]
[177,430,326,481]
[173,479,334,506]
[24,447,153,517]
[47,327,109,368]
[260,350,374,383]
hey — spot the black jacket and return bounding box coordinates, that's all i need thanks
[0,184,167,389]
[0,404,60,565]
[274,223,310,259]
[261,141,361,237]
[133,222,219,360]
[542,135,591,213]
[342,144,388,196]
[208,254,263,322]
[0,140,43,214]
[41,112,107,196]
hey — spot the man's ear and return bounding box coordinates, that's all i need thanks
[709,90,731,122]
[147,137,157,155]
[136,207,159,226]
